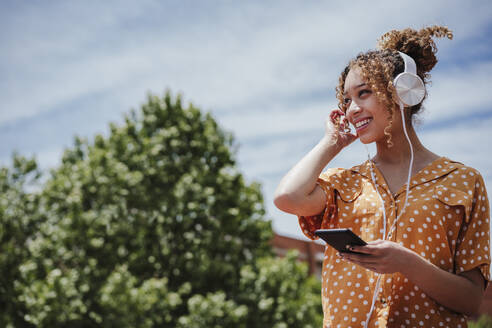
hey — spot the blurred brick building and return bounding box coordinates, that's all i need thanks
[271,232,492,318]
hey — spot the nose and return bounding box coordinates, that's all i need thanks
[346,100,362,118]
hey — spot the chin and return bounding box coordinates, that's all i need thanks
[358,131,385,145]
[358,135,375,144]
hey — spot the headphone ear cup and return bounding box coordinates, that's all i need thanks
[394,72,425,106]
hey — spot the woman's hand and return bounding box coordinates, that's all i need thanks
[339,240,413,274]
[325,109,358,149]
[340,240,486,316]
[274,109,357,217]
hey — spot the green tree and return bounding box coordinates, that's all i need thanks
[1,91,322,327]
[0,155,42,327]
[468,315,492,328]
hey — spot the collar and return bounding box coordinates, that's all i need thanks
[350,156,461,198]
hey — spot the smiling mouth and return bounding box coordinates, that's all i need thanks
[355,118,372,129]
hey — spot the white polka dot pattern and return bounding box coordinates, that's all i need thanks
[299,157,490,327]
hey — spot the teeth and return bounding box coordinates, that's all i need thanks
[355,119,371,128]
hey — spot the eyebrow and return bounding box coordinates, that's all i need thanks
[343,83,367,96]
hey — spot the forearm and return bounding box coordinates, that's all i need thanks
[401,248,483,316]
[274,137,340,209]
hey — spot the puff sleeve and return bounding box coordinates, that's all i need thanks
[298,168,341,240]
[454,170,491,286]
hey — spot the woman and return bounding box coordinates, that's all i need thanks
[274,26,490,327]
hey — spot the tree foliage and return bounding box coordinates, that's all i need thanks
[0,91,322,327]
[468,315,492,328]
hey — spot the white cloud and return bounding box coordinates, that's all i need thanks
[1,1,491,244]
[2,0,492,124]
[423,61,492,124]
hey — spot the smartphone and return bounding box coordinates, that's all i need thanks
[314,228,367,254]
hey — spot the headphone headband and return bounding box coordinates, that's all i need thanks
[397,51,417,75]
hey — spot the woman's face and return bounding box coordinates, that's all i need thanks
[343,67,394,144]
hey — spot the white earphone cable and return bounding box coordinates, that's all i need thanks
[363,102,414,327]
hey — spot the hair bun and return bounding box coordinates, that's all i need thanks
[378,26,453,75]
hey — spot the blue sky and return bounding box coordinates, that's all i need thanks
[1,1,492,240]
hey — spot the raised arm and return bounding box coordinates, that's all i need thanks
[274,109,357,216]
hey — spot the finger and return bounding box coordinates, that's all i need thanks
[348,245,374,254]
[367,239,385,245]
[343,133,359,143]
[330,115,340,126]
[330,109,341,119]
[329,109,345,123]
[340,253,386,271]
[341,253,379,265]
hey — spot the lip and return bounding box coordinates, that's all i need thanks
[352,117,373,133]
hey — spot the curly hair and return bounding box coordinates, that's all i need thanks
[335,25,453,145]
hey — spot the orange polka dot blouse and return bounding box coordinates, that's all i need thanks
[299,157,491,328]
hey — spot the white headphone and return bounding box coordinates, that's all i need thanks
[394,51,425,106]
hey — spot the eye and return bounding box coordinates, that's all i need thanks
[343,97,351,104]
[358,89,371,97]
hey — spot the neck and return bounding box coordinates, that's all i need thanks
[373,122,430,166]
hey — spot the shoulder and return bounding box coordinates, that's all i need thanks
[319,167,347,182]
[448,159,483,177]
[442,158,486,190]
[319,163,366,185]
[318,163,368,201]
[437,159,488,215]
